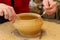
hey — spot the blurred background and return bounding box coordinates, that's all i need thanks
[29,0,60,20]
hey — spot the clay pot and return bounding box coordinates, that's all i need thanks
[13,13,43,35]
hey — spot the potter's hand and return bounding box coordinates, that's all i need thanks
[0,3,16,23]
[43,0,57,15]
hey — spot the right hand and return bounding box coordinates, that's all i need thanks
[0,3,16,23]
[43,0,57,15]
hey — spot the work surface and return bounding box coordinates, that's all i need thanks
[0,19,60,40]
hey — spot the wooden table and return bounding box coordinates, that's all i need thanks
[0,19,60,40]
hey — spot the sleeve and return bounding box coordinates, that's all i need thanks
[0,0,3,3]
[19,0,30,13]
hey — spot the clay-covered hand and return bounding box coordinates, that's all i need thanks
[43,0,57,15]
[0,3,16,23]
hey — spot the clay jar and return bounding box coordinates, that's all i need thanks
[13,13,43,36]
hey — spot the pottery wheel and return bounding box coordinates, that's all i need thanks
[0,19,60,40]
[11,29,43,38]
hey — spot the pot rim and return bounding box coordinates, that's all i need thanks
[16,13,42,20]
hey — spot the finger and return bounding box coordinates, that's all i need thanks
[43,0,50,8]
[3,8,9,19]
[11,16,16,23]
[0,9,3,16]
[6,7,13,21]
[43,5,50,10]
[45,7,56,15]
[8,6,16,18]
[8,6,16,23]
[3,6,12,21]
[45,10,53,15]
[49,0,54,4]
[49,6,57,13]
[6,6,16,22]
[50,2,57,8]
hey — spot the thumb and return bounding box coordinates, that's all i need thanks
[50,2,57,8]
[49,0,54,4]
[43,0,50,9]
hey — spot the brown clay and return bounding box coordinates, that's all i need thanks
[13,13,43,35]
